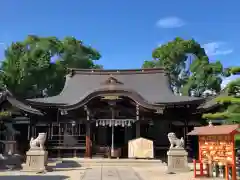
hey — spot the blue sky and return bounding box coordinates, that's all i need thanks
[0,0,239,74]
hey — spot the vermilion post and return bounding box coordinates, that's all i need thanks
[200,162,204,176]
[199,136,202,161]
[198,136,204,176]
[84,123,92,158]
[232,134,237,180]
[226,164,229,180]
[193,159,197,177]
[85,135,91,157]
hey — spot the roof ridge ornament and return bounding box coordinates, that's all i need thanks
[101,76,124,85]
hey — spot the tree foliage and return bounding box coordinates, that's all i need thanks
[181,57,223,96]
[0,35,102,98]
[0,111,11,119]
[203,67,240,124]
[142,37,224,96]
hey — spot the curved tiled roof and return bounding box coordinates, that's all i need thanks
[0,89,43,115]
[27,68,204,109]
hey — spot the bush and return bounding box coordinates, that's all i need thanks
[235,135,240,148]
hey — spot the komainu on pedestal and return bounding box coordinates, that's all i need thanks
[166,132,190,173]
[22,132,48,173]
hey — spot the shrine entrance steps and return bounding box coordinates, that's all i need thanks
[48,158,165,167]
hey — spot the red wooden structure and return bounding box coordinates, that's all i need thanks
[188,124,240,180]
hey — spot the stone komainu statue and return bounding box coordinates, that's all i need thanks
[29,133,46,150]
[167,132,184,149]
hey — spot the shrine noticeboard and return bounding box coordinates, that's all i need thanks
[128,137,154,159]
[199,135,233,164]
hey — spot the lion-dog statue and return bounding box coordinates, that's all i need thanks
[167,132,184,149]
[29,133,46,150]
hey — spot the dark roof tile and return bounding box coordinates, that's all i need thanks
[27,68,204,106]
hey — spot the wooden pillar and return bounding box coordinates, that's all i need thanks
[31,126,36,137]
[136,122,140,138]
[135,103,140,138]
[85,122,92,158]
[58,123,61,158]
[124,127,129,143]
[27,124,31,140]
[99,127,107,145]
[183,120,188,148]
[84,105,92,158]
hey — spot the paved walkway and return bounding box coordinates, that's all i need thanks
[0,166,224,180]
[81,167,143,180]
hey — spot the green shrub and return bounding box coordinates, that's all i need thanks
[235,135,240,148]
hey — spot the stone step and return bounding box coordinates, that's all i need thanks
[76,163,164,167]
[48,158,165,167]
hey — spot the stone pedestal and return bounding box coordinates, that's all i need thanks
[22,149,48,173]
[0,140,17,154]
[167,148,190,173]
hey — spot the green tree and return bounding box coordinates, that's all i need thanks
[181,57,223,96]
[0,35,102,98]
[203,67,240,124]
[143,37,224,96]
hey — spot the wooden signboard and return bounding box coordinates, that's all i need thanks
[102,96,120,100]
[199,135,233,164]
[128,137,154,159]
[187,124,240,180]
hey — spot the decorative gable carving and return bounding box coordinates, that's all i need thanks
[101,76,123,85]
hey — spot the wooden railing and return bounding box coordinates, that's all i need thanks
[46,135,86,158]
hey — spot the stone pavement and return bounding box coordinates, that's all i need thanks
[0,165,223,180]
[81,166,144,180]
[132,166,223,180]
[0,168,85,180]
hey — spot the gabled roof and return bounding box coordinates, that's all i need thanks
[27,68,204,110]
[187,124,240,135]
[0,89,43,116]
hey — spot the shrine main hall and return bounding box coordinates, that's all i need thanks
[0,68,211,158]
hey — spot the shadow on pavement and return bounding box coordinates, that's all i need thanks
[55,160,81,168]
[0,175,69,180]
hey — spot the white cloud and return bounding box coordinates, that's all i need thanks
[203,42,233,56]
[157,42,164,47]
[221,75,239,89]
[0,42,6,49]
[156,17,185,28]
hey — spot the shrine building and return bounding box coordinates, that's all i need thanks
[0,68,210,158]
